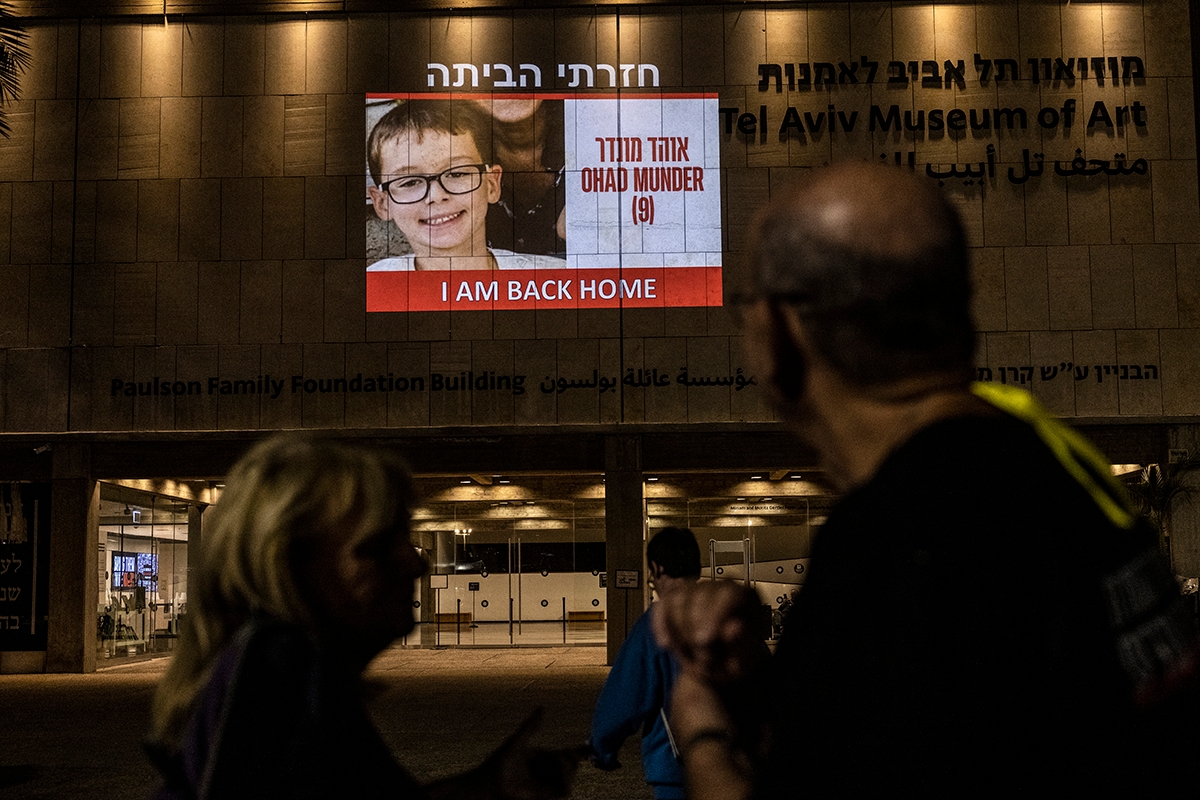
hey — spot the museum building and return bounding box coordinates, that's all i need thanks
[1,0,1199,673]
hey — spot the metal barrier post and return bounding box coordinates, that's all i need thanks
[456,598,462,644]
[561,597,567,644]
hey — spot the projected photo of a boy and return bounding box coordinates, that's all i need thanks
[366,98,566,271]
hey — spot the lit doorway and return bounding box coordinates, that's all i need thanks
[408,473,608,647]
[96,483,205,662]
[403,468,836,648]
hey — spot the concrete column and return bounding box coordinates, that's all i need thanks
[604,434,644,666]
[1167,425,1200,578]
[183,505,203,635]
[187,505,203,572]
[415,531,437,647]
[46,445,99,673]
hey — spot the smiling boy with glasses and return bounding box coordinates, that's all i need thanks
[367,100,565,272]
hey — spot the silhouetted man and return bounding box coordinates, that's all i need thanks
[657,164,1200,798]
[589,527,701,800]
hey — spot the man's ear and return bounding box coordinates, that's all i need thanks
[367,186,391,221]
[767,304,809,404]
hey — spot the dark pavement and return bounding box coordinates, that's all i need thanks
[0,645,652,799]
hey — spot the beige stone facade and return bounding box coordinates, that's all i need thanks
[1,1,1199,671]
[0,0,1195,431]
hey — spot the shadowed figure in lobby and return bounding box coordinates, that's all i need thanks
[144,434,583,800]
[588,526,703,800]
[654,163,1200,798]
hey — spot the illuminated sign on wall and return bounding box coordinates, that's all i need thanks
[365,93,723,312]
[111,552,157,590]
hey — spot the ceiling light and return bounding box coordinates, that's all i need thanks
[460,479,472,484]
[751,475,763,480]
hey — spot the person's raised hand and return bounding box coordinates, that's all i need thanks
[427,708,587,800]
[652,583,768,800]
[483,708,587,800]
[653,580,767,686]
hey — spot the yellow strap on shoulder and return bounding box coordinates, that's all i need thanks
[970,382,1136,530]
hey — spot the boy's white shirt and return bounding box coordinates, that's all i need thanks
[367,248,567,271]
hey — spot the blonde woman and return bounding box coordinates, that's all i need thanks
[146,434,579,800]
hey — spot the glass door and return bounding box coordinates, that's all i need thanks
[408,474,607,647]
[97,486,192,661]
[646,471,836,639]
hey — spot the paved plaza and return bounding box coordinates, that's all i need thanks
[0,645,651,800]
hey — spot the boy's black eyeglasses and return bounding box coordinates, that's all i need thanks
[378,164,490,204]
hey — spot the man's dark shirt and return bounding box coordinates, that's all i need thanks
[762,413,1199,797]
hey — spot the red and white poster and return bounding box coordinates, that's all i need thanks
[365,93,722,312]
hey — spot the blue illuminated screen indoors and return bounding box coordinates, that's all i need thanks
[111,552,157,590]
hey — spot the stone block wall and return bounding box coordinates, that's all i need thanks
[0,1,1195,432]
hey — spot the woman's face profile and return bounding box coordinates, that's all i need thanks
[309,510,428,645]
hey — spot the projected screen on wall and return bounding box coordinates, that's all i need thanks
[365,93,722,312]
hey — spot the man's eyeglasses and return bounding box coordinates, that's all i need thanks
[725,292,767,326]
[725,290,814,325]
[378,164,490,204]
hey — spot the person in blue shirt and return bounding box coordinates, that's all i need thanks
[589,526,700,800]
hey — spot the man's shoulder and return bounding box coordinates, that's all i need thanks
[841,415,1032,510]
[893,413,1041,468]
[836,412,1125,555]
[869,413,1083,504]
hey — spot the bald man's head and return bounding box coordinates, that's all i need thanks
[747,163,975,387]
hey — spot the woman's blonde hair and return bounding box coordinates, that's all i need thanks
[149,433,415,745]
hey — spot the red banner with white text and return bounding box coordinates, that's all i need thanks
[367,267,722,312]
